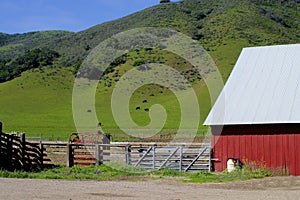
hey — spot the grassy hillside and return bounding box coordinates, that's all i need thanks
[0,68,75,139]
[0,0,299,140]
[93,49,211,135]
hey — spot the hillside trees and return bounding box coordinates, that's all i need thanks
[0,48,60,82]
[160,0,170,3]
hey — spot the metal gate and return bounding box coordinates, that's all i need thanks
[125,145,211,172]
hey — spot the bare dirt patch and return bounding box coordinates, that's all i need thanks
[0,176,299,200]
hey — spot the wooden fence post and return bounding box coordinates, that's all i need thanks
[95,144,102,165]
[66,144,73,167]
[125,145,131,165]
[7,136,13,170]
[39,142,44,169]
[102,134,110,162]
[20,133,26,170]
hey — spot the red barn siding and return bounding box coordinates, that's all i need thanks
[211,124,300,176]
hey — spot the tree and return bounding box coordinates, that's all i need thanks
[0,48,60,82]
[160,0,170,3]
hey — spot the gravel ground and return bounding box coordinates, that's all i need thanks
[0,176,299,200]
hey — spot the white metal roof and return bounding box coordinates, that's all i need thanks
[204,44,300,125]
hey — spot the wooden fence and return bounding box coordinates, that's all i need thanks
[0,122,46,171]
[0,122,212,171]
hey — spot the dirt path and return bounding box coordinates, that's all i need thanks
[0,176,299,200]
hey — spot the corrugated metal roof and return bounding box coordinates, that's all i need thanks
[204,44,300,125]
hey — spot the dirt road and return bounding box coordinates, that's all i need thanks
[0,176,299,200]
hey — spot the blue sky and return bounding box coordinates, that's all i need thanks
[0,0,163,34]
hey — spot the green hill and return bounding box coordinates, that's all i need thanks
[0,31,74,60]
[0,0,299,140]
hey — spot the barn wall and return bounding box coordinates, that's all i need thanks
[211,124,300,176]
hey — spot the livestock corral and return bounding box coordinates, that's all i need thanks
[32,141,212,172]
[0,122,211,172]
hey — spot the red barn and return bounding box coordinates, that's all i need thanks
[204,44,300,175]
